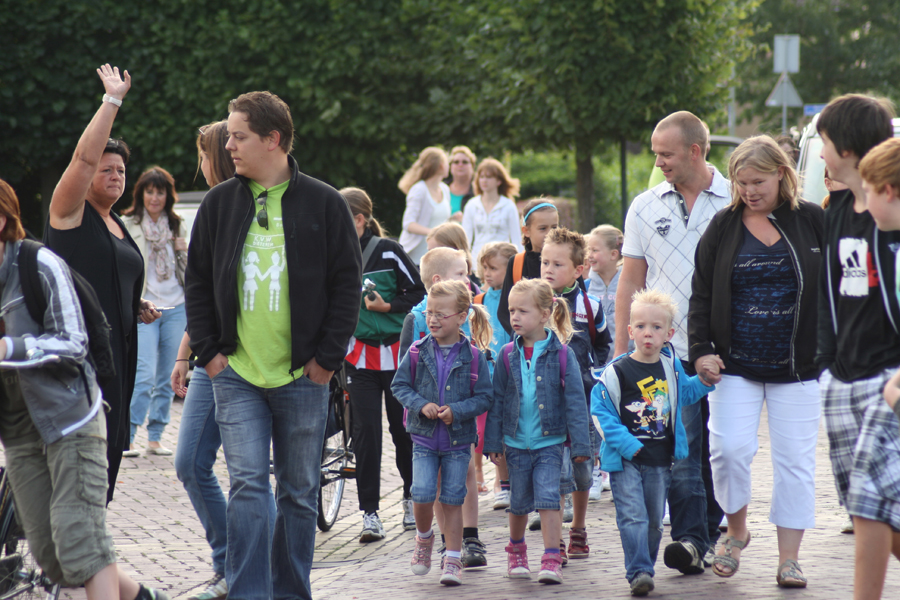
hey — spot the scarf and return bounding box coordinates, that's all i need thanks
[141,215,174,282]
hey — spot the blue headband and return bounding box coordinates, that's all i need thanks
[523,202,558,225]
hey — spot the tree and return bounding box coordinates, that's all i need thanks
[434,0,758,231]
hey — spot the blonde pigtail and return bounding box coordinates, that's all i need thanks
[549,298,574,343]
[468,303,494,351]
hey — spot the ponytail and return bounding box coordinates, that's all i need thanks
[340,186,388,238]
[549,297,573,342]
[468,303,494,351]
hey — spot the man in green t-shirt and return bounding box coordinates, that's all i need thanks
[185,91,362,600]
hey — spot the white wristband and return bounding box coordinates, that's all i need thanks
[102,94,123,107]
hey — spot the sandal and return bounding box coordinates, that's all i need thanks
[776,559,808,588]
[712,531,751,578]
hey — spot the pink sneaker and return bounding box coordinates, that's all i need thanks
[538,552,564,584]
[410,534,434,575]
[505,541,530,579]
[440,557,463,586]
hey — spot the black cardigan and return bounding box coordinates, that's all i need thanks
[688,200,824,381]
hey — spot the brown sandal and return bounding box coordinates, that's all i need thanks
[777,559,808,588]
[712,531,751,578]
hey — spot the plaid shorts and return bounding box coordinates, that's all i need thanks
[821,367,900,530]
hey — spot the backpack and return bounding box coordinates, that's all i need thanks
[500,341,567,389]
[403,339,480,427]
[18,240,116,386]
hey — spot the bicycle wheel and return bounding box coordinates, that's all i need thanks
[317,374,353,532]
[0,471,60,600]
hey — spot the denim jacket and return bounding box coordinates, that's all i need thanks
[391,333,493,447]
[484,330,591,458]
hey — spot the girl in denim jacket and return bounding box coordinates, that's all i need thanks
[483,279,592,585]
[391,280,493,586]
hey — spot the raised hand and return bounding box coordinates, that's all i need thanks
[96,63,131,101]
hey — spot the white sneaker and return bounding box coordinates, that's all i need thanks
[841,517,855,534]
[492,489,511,510]
[601,470,611,491]
[188,573,227,600]
[359,512,385,543]
[662,501,670,526]
[588,466,603,502]
[401,499,416,531]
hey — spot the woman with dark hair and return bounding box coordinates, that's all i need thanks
[122,166,187,456]
[46,64,160,504]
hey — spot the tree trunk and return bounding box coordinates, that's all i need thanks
[575,141,594,233]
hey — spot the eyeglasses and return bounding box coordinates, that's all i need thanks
[451,160,471,165]
[424,311,463,321]
[256,190,269,230]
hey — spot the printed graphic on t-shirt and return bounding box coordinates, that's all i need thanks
[839,237,877,297]
[622,374,670,438]
[241,240,286,312]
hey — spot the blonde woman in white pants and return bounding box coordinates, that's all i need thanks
[689,136,824,588]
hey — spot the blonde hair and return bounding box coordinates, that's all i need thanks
[474,157,521,199]
[449,146,477,172]
[477,242,518,281]
[543,227,586,266]
[860,138,900,194]
[427,222,474,274]
[631,288,678,328]
[728,136,800,211]
[589,224,624,267]
[340,187,385,237]
[420,247,466,290]
[399,147,448,194]
[429,280,493,351]
[509,279,573,342]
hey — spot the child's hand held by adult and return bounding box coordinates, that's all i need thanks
[489,452,504,465]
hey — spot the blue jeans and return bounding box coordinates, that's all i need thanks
[609,460,671,582]
[212,366,328,600]
[505,444,564,515]
[410,444,471,506]
[174,367,277,578]
[130,303,186,442]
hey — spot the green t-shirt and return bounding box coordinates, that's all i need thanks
[229,179,297,387]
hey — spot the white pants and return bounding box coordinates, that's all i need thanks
[708,374,820,530]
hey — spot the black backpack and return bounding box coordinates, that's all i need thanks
[17,239,116,386]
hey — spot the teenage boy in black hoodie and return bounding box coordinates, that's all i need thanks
[815,94,900,600]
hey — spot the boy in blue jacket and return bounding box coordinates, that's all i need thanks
[591,289,716,597]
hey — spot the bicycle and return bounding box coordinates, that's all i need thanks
[0,351,62,600]
[317,365,355,532]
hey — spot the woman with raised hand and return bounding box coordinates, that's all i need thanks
[46,64,160,504]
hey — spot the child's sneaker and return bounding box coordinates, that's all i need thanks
[440,557,463,586]
[588,465,603,502]
[492,489,511,510]
[505,541,530,579]
[568,527,590,559]
[630,572,655,596]
[558,539,569,566]
[410,534,434,575]
[662,501,670,526]
[538,553,564,584]
[601,470,611,491]
[528,512,541,530]
[401,498,416,531]
[461,537,487,569]
[562,494,574,523]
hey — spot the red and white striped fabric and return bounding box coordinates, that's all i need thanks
[345,337,401,371]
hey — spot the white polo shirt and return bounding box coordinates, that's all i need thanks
[622,166,731,359]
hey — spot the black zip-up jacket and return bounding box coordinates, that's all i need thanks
[816,189,900,380]
[688,200,824,381]
[185,156,362,373]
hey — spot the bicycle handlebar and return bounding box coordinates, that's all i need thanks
[0,352,61,369]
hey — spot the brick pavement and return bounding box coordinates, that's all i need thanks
[3,398,898,599]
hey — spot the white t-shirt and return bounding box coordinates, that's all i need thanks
[621,166,730,358]
[461,195,524,258]
[408,186,451,263]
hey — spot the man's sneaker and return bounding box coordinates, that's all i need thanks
[601,470,611,491]
[559,539,568,566]
[588,466,603,502]
[563,494,574,523]
[537,553,564,584]
[492,489,511,510]
[410,534,434,575]
[568,528,590,559]
[703,546,715,568]
[505,541,530,578]
[461,537,487,569]
[440,557,463,586]
[187,573,227,600]
[401,499,416,531]
[662,501,670,525]
[630,572,655,596]
[841,516,855,534]
[359,512,385,543]
[528,512,542,531]
[663,540,704,575]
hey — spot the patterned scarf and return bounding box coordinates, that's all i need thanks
[141,215,174,282]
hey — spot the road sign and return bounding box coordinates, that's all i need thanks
[773,35,800,73]
[804,103,828,117]
[766,73,803,108]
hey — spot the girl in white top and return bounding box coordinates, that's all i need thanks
[462,158,523,258]
[399,147,452,264]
